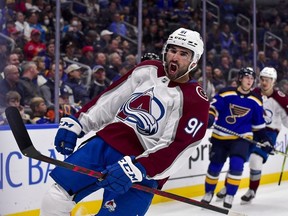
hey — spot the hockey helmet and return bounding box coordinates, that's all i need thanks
[141,52,160,62]
[238,67,256,80]
[260,67,277,80]
[162,28,204,71]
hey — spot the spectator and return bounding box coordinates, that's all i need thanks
[26,10,47,42]
[219,24,237,56]
[277,79,288,95]
[25,0,42,12]
[0,65,26,107]
[43,39,55,71]
[112,61,134,82]
[218,55,232,81]
[101,34,120,55]
[257,51,267,72]
[63,64,90,106]
[29,96,51,124]
[94,52,108,68]
[79,46,94,67]
[279,59,288,80]
[212,67,227,89]
[15,11,31,42]
[83,29,99,49]
[41,62,62,107]
[19,61,42,106]
[0,91,31,125]
[6,53,21,68]
[23,29,46,61]
[61,17,85,49]
[62,41,78,62]
[9,27,26,48]
[125,54,137,67]
[200,65,215,102]
[106,52,122,81]
[108,12,128,37]
[95,29,113,52]
[89,65,110,99]
[206,50,219,68]
[234,40,252,66]
[227,78,238,87]
[267,50,281,75]
[32,56,46,76]
[62,16,80,37]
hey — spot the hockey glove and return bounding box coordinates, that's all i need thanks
[260,140,274,154]
[54,115,84,155]
[254,129,274,154]
[98,156,146,194]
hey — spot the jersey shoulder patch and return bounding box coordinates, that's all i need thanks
[272,90,288,114]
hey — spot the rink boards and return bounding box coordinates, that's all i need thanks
[0,125,287,215]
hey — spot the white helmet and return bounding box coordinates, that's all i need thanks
[260,67,277,80]
[162,28,204,72]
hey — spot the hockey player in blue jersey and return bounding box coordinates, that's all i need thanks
[201,67,272,208]
[40,28,210,216]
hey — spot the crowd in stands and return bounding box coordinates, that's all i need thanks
[0,0,288,125]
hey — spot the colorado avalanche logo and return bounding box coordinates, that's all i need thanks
[104,199,117,212]
[264,108,273,125]
[117,88,165,135]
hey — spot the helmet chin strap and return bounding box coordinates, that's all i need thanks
[173,62,197,82]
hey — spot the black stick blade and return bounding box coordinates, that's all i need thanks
[5,106,38,157]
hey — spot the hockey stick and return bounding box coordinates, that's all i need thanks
[213,124,288,157]
[5,106,246,216]
[278,144,288,185]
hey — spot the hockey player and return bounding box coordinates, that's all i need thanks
[240,67,288,203]
[201,67,272,209]
[40,28,210,216]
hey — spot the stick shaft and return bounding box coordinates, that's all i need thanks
[278,144,288,185]
[213,124,288,157]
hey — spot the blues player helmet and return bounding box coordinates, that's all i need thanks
[238,67,256,81]
[260,67,277,81]
[141,53,161,62]
[162,28,204,72]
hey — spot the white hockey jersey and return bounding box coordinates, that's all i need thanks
[254,87,288,132]
[75,60,209,185]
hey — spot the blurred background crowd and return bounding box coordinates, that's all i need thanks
[0,0,288,125]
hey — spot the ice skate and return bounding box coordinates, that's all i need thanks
[241,189,255,205]
[223,194,234,209]
[216,187,226,202]
[201,191,214,204]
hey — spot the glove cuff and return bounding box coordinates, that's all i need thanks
[59,116,83,136]
[118,156,146,183]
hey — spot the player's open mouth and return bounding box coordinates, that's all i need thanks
[169,63,178,75]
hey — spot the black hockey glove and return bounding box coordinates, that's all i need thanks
[254,129,275,154]
[260,140,275,154]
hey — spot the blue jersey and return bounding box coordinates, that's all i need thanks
[210,87,266,141]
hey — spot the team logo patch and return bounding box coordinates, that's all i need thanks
[264,108,273,125]
[117,88,165,135]
[226,103,250,124]
[104,199,117,212]
[196,86,209,101]
[277,90,286,97]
